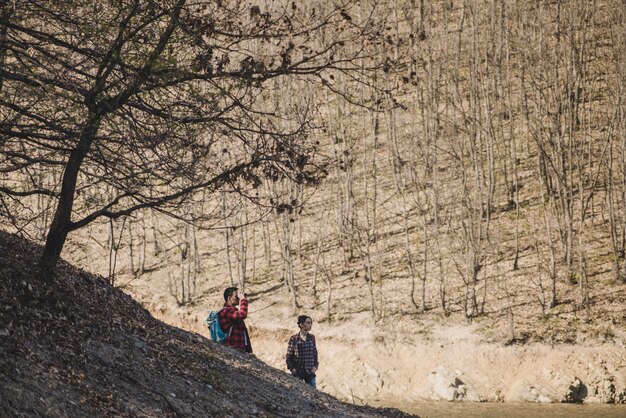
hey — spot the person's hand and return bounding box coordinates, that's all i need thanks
[237,291,246,300]
[311,367,317,375]
[290,368,297,376]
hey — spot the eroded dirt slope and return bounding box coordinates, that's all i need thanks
[0,230,413,418]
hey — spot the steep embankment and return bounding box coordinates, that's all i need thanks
[214,294,626,406]
[251,320,626,405]
[137,280,626,406]
[0,230,413,418]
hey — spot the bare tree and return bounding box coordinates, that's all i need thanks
[107,217,127,286]
[168,216,198,305]
[0,0,391,285]
[606,3,626,283]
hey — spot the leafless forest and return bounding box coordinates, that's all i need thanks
[2,0,626,341]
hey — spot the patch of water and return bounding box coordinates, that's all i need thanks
[391,402,626,418]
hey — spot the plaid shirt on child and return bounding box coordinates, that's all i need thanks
[286,333,318,378]
[218,298,252,353]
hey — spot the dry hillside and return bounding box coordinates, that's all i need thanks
[2,0,626,407]
[43,0,626,343]
[0,230,414,417]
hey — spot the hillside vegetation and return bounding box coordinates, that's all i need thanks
[51,0,626,342]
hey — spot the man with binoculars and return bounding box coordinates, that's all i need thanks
[218,287,252,353]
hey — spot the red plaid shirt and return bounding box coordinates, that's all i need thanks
[218,299,252,353]
[286,333,318,377]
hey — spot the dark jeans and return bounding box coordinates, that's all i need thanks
[293,371,317,388]
[304,373,316,388]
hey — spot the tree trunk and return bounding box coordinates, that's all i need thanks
[39,114,101,281]
[0,2,12,92]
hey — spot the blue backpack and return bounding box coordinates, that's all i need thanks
[206,308,231,343]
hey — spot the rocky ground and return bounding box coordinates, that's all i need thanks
[0,230,414,418]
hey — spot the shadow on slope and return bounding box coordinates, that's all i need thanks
[0,230,413,418]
